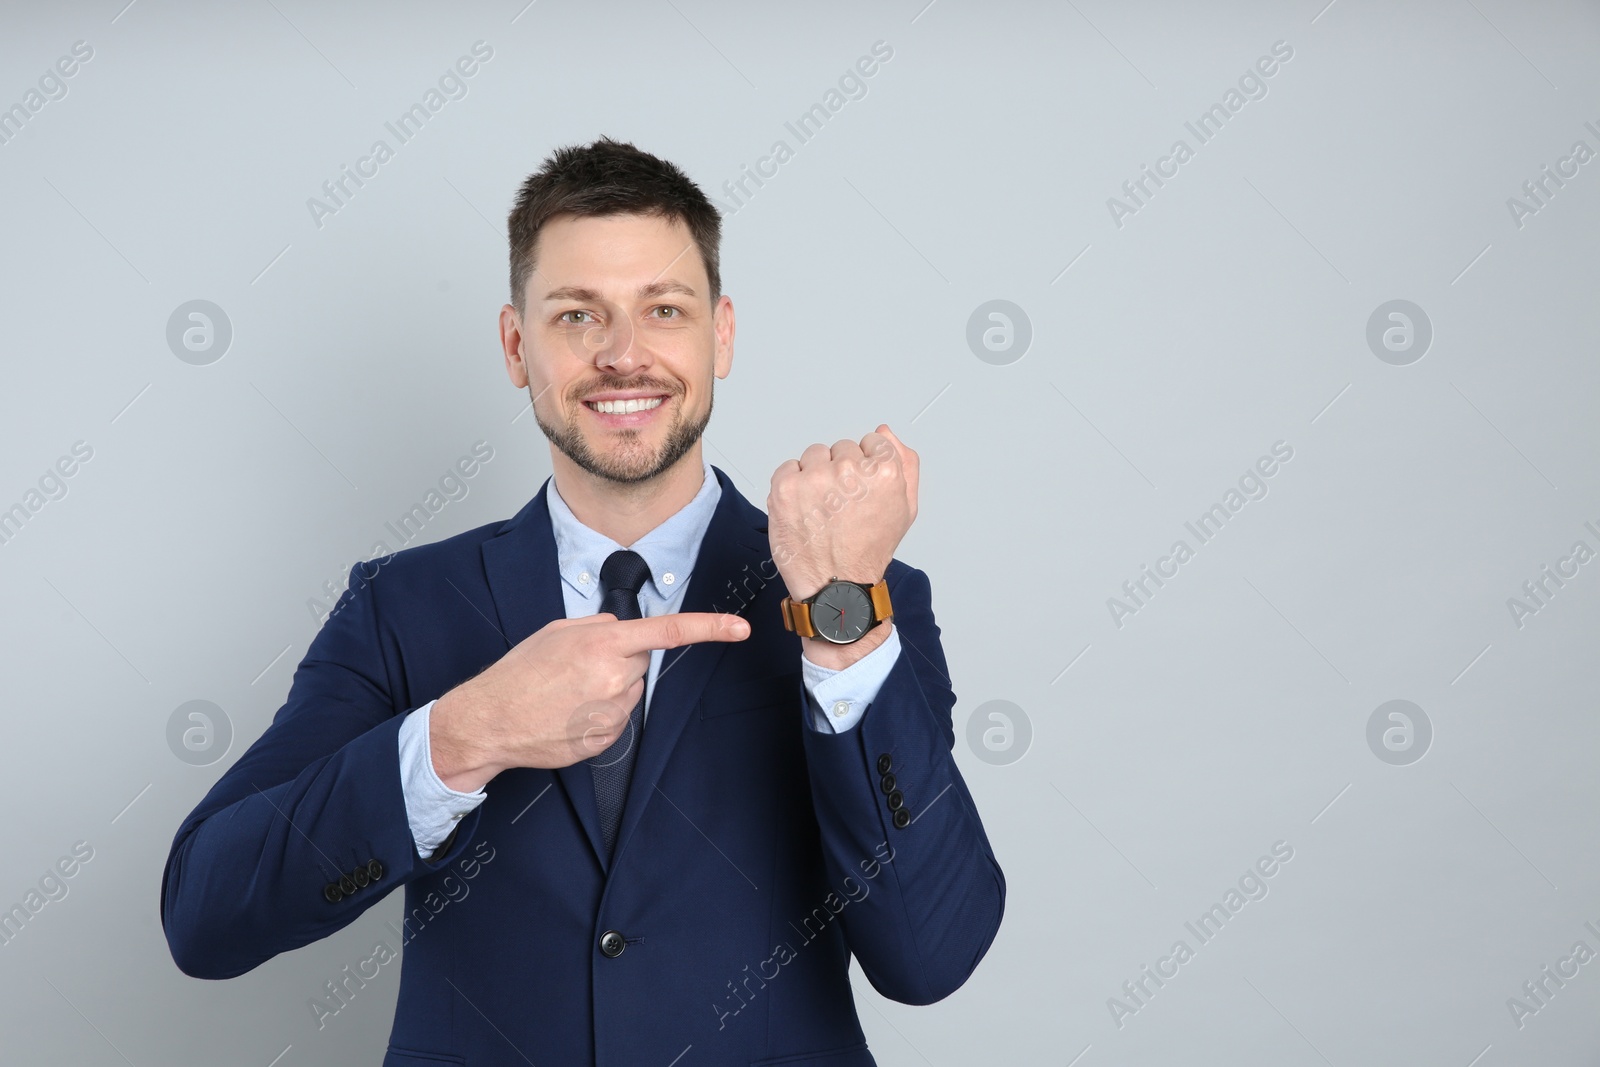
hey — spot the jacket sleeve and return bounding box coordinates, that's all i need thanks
[160,562,484,980]
[797,562,1006,1004]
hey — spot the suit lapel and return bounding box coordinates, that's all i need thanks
[479,465,769,874]
[480,479,614,869]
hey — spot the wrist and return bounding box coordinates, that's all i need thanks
[801,619,892,671]
[429,686,501,793]
[784,569,883,603]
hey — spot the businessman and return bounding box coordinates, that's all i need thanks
[162,136,1005,1066]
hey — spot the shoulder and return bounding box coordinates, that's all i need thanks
[367,514,512,579]
[330,500,533,620]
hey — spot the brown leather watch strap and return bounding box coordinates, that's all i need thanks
[781,577,893,639]
[869,578,892,623]
[781,597,816,638]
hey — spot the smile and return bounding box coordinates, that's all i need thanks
[584,396,666,414]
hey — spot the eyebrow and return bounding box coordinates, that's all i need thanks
[542,280,698,303]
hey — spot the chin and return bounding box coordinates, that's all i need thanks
[593,448,665,482]
[575,436,678,485]
[536,399,707,487]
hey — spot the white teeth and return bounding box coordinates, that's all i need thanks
[589,397,664,414]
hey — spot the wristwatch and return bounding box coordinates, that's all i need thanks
[780,576,893,644]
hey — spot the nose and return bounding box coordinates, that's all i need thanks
[589,313,648,374]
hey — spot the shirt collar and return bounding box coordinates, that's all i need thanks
[546,456,721,602]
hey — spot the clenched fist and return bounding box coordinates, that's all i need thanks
[767,423,919,602]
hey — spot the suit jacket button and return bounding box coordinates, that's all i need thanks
[339,874,357,896]
[367,859,385,882]
[879,773,896,794]
[876,753,893,776]
[599,930,626,958]
[323,882,344,903]
[892,809,911,829]
[352,866,371,888]
[886,789,904,811]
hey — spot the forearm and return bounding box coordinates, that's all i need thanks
[798,565,1004,1003]
[428,683,507,793]
[162,713,480,979]
[398,700,489,857]
[800,656,1005,1004]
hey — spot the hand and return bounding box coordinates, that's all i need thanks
[767,424,918,601]
[430,611,750,791]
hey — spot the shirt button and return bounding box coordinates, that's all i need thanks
[663,572,675,585]
[832,700,851,718]
[579,572,590,584]
[451,812,465,820]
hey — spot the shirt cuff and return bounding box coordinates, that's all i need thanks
[397,699,488,857]
[799,622,902,733]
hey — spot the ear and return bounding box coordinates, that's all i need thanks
[712,294,735,380]
[500,303,529,388]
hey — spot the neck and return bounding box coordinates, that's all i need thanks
[549,443,707,547]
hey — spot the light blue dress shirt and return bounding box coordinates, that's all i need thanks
[396,456,903,856]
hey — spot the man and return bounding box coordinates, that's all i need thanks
[162,136,1004,1066]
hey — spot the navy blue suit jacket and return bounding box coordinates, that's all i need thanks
[161,465,1005,1066]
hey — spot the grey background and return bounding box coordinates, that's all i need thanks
[2,0,1597,1063]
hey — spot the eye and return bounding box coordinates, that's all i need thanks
[650,306,682,319]
[558,310,595,324]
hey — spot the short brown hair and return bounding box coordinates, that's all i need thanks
[507,136,722,314]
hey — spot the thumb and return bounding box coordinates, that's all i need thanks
[876,423,918,518]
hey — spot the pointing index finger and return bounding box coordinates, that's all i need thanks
[611,611,751,654]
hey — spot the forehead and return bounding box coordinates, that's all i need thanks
[531,213,706,300]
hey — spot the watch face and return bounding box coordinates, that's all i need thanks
[812,582,872,643]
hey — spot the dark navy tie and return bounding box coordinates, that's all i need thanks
[589,549,651,856]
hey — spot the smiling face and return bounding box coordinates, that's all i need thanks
[500,212,735,487]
